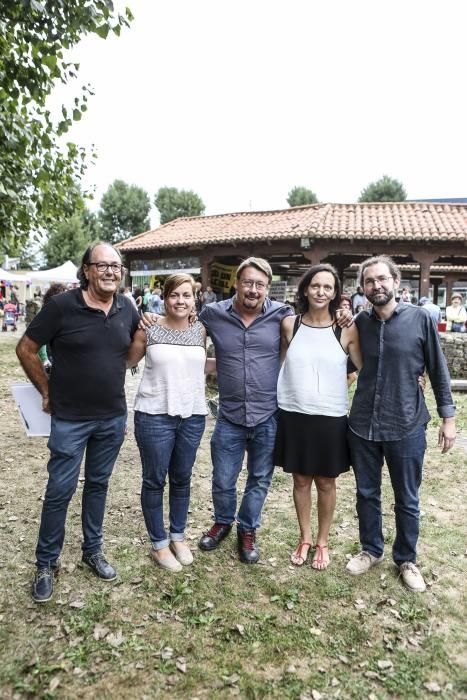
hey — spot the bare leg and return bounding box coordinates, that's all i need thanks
[291,473,314,564]
[312,476,336,569]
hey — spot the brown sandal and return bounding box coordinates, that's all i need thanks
[290,541,312,566]
[311,544,330,570]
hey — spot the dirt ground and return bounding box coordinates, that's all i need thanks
[1,322,466,699]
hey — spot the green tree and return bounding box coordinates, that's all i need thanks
[98,180,151,243]
[359,175,407,202]
[287,186,319,207]
[42,212,93,268]
[155,187,205,225]
[0,1,132,248]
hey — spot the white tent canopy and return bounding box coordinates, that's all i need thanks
[0,267,28,282]
[28,260,78,283]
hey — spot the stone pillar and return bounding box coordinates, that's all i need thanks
[442,273,460,305]
[200,254,215,288]
[411,252,438,299]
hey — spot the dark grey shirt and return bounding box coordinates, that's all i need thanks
[199,297,293,427]
[349,302,455,441]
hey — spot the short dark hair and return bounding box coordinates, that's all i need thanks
[358,255,400,287]
[77,242,123,289]
[296,263,341,317]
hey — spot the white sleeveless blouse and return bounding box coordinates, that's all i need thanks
[277,321,349,417]
[134,321,208,417]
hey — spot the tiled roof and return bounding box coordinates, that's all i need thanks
[116,202,467,252]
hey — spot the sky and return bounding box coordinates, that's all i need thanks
[52,0,467,228]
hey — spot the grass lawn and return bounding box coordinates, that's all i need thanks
[0,333,466,699]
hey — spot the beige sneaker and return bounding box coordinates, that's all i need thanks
[346,551,384,575]
[399,562,426,593]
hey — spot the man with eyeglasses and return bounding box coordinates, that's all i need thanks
[346,255,456,592]
[195,257,294,563]
[16,242,140,602]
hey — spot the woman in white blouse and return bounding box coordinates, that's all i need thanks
[128,274,214,572]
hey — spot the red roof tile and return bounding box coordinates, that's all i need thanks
[116,202,467,252]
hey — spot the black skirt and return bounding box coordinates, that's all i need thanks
[273,410,350,477]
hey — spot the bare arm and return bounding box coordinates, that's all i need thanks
[343,324,363,371]
[16,335,50,413]
[126,329,147,367]
[280,316,295,364]
[205,358,216,374]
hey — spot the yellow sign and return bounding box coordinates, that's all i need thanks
[210,263,236,293]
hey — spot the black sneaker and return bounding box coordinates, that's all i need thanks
[31,566,56,603]
[237,529,259,564]
[82,552,116,580]
[198,523,232,551]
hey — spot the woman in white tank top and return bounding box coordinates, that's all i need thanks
[274,264,362,570]
[127,274,215,573]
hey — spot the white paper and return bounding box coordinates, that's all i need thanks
[10,382,51,437]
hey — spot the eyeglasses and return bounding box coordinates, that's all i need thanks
[87,262,124,274]
[363,275,393,288]
[239,279,268,291]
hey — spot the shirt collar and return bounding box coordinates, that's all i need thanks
[369,301,405,319]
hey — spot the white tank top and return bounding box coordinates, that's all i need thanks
[134,321,208,417]
[277,320,349,417]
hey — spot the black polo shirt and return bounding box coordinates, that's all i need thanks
[26,288,140,420]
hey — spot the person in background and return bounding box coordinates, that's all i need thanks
[194,281,203,313]
[16,242,140,603]
[351,286,366,313]
[121,287,138,308]
[275,265,362,570]
[148,286,164,314]
[418,296,441,326]
[127,274,213,573]
[338,294,352,312]
[201,285,217,308]
[141,284,151,313]
[346,255,456,593]
[37,283,67,371]
[445,292,467,332]
[133,286,143,311]
[400,287,412,304]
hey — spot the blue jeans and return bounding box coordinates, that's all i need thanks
[210,413,278,531]
[348,426,426,564]
[134,412,206,549]
[36,414,126,568]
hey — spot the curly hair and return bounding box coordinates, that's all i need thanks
[42,283,67,306]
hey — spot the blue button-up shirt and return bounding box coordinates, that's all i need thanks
[200,297,293,427]
[349,303,455,441]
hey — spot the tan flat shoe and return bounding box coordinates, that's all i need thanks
[150,547,183,572]
[170,541,194,566]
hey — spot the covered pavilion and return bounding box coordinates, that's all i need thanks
[116,201,467,304]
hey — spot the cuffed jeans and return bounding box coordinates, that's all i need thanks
[134,412,206,549]
[36,414,126,568]
[210,413,278,531]
[348,426,426,564]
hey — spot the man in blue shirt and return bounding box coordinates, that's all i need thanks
[198,258,293,563]
[346,255,456,592]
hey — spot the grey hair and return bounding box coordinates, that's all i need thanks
[358,255,401,287]
[77,242,123,289]
[236,257,273,284]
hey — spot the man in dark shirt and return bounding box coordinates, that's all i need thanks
[346,255,456,592]
[16,243,139,602]
[198,258,293,563]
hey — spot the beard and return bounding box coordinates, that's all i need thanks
[367,289,394,306]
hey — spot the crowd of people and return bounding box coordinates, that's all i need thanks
[14,243,457,604]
